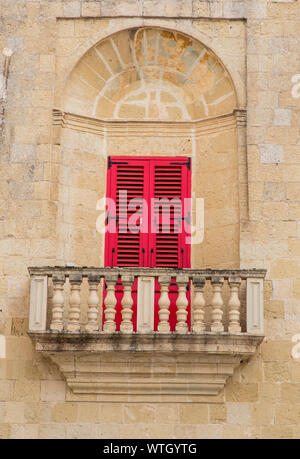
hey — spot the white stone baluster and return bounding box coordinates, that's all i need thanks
[103,274,118,333]
[228,276,242,333]
[210,277,224,332]
[175,275,189,334]
[120,275,134,333]
[50,274,65,332]
[67,274,82,332]
[157,276,171,332]
[192,277,206,333]
[86,274,101,332]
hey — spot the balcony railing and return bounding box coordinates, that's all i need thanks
[28,266,265,335]
[27,266,266,397]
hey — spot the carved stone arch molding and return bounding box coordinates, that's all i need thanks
[62,27,237,121]
[55,19,246,110]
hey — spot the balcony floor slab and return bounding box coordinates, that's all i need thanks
[28,332,264,399]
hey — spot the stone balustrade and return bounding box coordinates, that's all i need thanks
[28,266,266,335]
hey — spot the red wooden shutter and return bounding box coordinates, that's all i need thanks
[105,159,148,267]
[149,158,191,269]
[148,158,191,331]
[104,156,191,332]
[105,157,191,268]
[105,158,149,331]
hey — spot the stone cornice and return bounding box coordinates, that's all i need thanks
[28,265,266,279]
[53,109,243,139]
[58,16,247,21]
[29,331,264,354]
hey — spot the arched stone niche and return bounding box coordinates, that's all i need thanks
[64,28,236,121]
[55,27,242,268]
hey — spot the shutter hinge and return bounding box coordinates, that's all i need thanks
[108,157,129,169]
[170,157,191,170]
[106,210,118,224]
[175,212,191,225]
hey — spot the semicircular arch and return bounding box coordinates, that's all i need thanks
[63,27,237,122]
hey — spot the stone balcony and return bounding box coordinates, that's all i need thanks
[28,267,266,400]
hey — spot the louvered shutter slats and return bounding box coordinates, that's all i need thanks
[115,164,145,266]
[104,156,191,332]
[105,157,190,268]
[152,163,184,268]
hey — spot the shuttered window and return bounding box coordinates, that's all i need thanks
[104,156,191,331]
[105,157,191,268]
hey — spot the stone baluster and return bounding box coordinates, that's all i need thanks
[103,274,118,333]
[210,277,224,332]
[192,277,206,333]
[67,274,82,332]
[50,274,65,332]
[157,276,171,332]
[175,275,189,334]
[120,275,134,333]
[228,276,242,333]
[86,274,101,332]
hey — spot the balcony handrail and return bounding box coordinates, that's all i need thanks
[28,266,267,279]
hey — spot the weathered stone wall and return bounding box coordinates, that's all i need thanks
[0,0,300,439]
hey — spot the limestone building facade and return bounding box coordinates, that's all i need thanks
[0,0,300,439]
